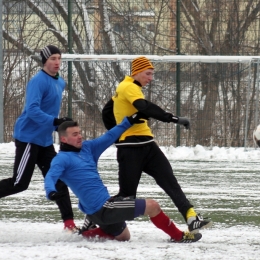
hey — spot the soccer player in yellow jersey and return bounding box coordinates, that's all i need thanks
[102,56,212,233]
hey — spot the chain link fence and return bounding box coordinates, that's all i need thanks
[2,0,260,147]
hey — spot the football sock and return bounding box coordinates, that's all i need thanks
[81,227,115,240]
[186,208,197,222]
[150,210,183,241]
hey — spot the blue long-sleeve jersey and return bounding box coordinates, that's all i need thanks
[44,117,132,215]
[13,70,65,147]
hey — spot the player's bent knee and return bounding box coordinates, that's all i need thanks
[149,199,160,210]
[145,199,161,217]
[115,227,130,241]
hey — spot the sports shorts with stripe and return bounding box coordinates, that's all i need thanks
[88,196,146,236]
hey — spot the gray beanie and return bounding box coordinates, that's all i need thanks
[40,45,61,64]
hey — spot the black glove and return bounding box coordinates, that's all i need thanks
[53,117,73,126]
[177,117,190,130]
[127,112,149,125]
[48,191,66,201]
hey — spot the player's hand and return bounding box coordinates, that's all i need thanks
[53,117,73,126]
[127,112,149,125]
[177,117,190,130]
[48,191,66,201]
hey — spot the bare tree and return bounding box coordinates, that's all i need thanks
[167,0,260,145]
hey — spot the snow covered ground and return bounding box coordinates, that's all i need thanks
[1,142,260,260]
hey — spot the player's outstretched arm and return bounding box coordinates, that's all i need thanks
[133,99,190,129]
[90,112,147,161]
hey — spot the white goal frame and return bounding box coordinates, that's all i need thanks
[61,54,260,64]
[60,54,260,148]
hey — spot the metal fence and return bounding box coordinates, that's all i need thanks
[2,0,260,147]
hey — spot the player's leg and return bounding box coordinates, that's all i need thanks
[38,145,77,231]
[144,199,202,243]
[81,210,129,241]
[138,199,182,241]
[81,222,130,241]
[0,140,38,197]
[114,226,130,241]
[116,146,144,197]
[143,142,194,219]
[144,142,212,233]
[83,196,137,241]
[92,197,201,242]
[83,196,201,242]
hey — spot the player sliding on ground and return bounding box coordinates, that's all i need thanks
[44,113,202,242]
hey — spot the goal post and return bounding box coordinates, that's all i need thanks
[61,54,260,63]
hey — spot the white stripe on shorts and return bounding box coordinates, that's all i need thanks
[14,143,31,185]
[103,200,135,209]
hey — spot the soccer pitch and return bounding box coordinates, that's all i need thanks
[1,146,260,259]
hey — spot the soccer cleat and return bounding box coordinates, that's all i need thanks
[171,231,202,243]
[187,213,213,234]
[78,215,97,235]
[78,222,98,235]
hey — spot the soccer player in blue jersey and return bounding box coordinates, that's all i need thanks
[44,115,202,243]
[0,45,77,231]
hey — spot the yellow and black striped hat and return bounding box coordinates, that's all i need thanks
[131,56,154,76]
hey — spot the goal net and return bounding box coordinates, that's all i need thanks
[44,54,260,147]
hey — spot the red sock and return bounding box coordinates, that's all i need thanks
[64,219,76,229]
[150,211,183,241]
[81,227,115,240]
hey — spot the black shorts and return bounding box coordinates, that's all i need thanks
[88,196,145,236]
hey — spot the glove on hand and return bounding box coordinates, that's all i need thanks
[48,191,66,201]
[53,117,73,126]
[127,112,149,125]
[177,117,190,130]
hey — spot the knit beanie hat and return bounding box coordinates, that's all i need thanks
[131,56,154,76]
[40,45,61,64]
